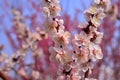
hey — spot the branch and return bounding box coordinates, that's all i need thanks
[84,69,89,79]
[0,71,9,80]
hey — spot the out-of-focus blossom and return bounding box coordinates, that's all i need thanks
[32,70,40,80]
[85,78,97,80]
[0,53,8,63]
[42,0,61,17]
[32,48,43,57]
[18,68,27,77]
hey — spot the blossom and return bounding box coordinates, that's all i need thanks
[53,31,70,47]
[89,43,103,61]
[45,18,65,35]
[57,65,81,80]
[48,3,61,17]
[45,18,58,33]
[94,0,111,11]
[42,0,61,17]
[85,0,110,27]
[85,6,105,27]
[49,47,70,64]
[25,32,41,50]
[0,53,8,63]
[15,23,29,39]
[43,7,50,17]
[18,68,27,77]
[73,31,90,47]
[85,6,98,15]
[32,70,40,80]
[12,9,23,21]
[2,58,14,74]
[72,45,89,64]
[90,31,103,44]
[84,5,98,21]
[75,51,89,64]
[91,11,105,27]
[55,49,69,64]
[70,70,81,80]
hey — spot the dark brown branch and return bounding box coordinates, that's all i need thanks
[84,69,89,79]
[0,71,9,80]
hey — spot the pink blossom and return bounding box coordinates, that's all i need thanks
[32,70,40,80]
[89,43,103,61]
[0,53,8,63]
[18,68,27,77]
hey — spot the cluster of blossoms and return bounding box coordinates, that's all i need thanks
[0,9,49,80]
[43,0,111,80]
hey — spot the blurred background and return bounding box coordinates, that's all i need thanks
[0,0,120,80]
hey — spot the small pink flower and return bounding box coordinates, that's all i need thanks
[84,6,98,15]
[12,9,21,16]
[72,47,89,64]
[89,43,103,61]
[18,68,27,77]
[0,53,8,63]
[55,50,69,64]
[73,31,90,47]
[49,47,70,64]
[45,18,64,34]
[43,7,50,16]
[49,3,61,17]
[32,70,40,80]
[91,11,105,27]
[42,0,61,17]
[53,31,70,47]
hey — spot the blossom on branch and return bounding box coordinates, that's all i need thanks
[43,0,111,79]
